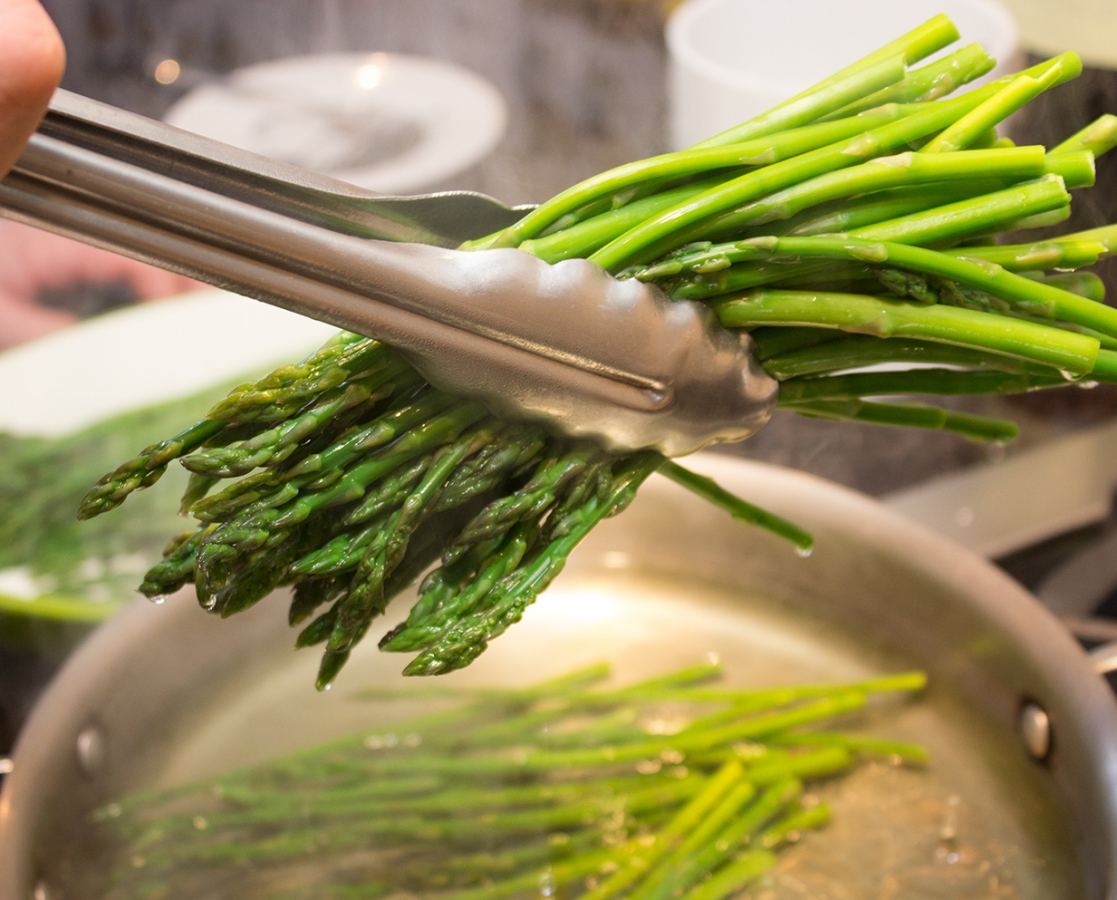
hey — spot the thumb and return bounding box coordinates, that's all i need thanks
[0,0,65,177]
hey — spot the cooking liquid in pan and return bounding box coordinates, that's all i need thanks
[57,570,1085,899]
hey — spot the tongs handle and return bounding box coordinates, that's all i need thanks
[0,90,777,456]
[32,89,523,246]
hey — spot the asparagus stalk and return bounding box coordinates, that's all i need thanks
[1053,113,1117,155]
[716,289,1099,373]
[694,14,960,148]
[481,107,913,251]
[825,42,993,117]
[643,146,1049,252]
[655,234,1117,340]
[921,53,1080,152]
[669,177,1073,296]
[658,461,814,553]
[588,91,1008,271]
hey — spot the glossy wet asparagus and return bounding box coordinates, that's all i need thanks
[81,17,1117,684]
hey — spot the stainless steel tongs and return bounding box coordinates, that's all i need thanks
[0,89,777,456]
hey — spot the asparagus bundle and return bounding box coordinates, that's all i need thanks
[90,661,926,900]
[81,15,1117,685]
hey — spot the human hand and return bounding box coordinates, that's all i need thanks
[0,0,200,348]
[0,0,65,179]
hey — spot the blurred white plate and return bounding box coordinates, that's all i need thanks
[0,291,339,438]
[164,52,507,194]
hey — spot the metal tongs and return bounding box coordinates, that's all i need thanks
[0,90,777,456]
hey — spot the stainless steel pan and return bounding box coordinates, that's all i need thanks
[2,456,1115,898]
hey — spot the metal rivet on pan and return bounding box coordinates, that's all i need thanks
[1019,702,1052,761]
[0,757,12,776]
[32,881,49,900]
[76,726,106,776]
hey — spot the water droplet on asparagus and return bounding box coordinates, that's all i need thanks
[795,545,813,558]
[149,594,168,605]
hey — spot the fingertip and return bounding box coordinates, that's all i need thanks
[2,0,66,109]
[0,0,66,175]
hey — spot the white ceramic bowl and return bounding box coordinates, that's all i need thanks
[666,0,1021,149]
